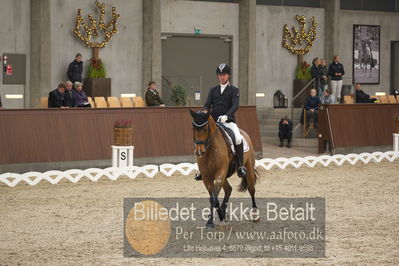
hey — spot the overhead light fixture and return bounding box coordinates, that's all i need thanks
[121,93,136,98]
[5,94,23,99]
[256,93,265,98]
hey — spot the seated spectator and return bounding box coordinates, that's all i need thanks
[64,81,77,107]
[321,88,336,104]
[145,81,165,106]
[72,81,91,107]
[0,94,3,109]
[278,115,293,148]
[48,83,67,108]
[305,88,321,128]
[355,83,377,103]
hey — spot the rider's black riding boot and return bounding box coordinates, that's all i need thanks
[194,172,202,181]
[236,142,247,178]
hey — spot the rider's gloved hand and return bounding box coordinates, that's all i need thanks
[217,115,228,123]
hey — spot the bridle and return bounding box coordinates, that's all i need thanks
[192,120,219,154]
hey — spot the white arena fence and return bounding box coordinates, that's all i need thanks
[0,151,398,187]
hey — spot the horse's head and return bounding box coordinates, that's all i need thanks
[189,109,214,157]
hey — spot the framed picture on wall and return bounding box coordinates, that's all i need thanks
[353,25,380,84]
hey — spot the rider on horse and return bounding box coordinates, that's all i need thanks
[195,63,247,181]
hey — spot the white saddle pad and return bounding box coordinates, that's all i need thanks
[220,128,249,154]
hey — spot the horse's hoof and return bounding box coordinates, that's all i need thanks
[251,208,260,222]
[206,222,215,229]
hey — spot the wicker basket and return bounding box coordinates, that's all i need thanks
[114,127,133,146]
[395,114,399,134]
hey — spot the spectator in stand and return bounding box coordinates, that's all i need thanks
[355,83,377,103]
[64,81,77,107]
[67,53,83,84]
[305,88,321,128]
[278,115,293,148]
[72,81,91,107]
[48,83,67,108]
[145,81,165,106]
[321,88,336,104]
[320,59,328,93]
[311,58,325,98]
[328,55,345,102]
[0,95,3,109]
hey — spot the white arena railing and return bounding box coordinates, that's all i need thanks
[0,151,398,187]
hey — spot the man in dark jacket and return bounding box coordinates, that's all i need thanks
[48,83,67,108]
[278,116,293,148]
[355,83,377,103]
[305,88,321,128]
[64,81,77,107]
[67,53,83,83]
[145,81,165,106]
[328,55,345,101]
[195,63,245,181]
[310,58,325,97]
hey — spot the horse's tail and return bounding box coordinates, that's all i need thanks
[238,168,259,192]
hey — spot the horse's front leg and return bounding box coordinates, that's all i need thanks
[206,175,223,228]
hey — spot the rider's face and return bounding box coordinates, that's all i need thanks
[217,73,229,85]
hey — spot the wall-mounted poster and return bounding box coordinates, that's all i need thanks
[353,25,380,84]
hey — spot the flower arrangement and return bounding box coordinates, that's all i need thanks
[295,61,311,80]
[87,58,106,78]
[170,84,187,106]
[114,120,133,128]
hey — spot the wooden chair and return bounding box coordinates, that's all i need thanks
[121,97,134,107]
[107,97,119,103]
[87,97,95,108]
[95,100,108,108]
[387,95,398,103]
[133,96,146,107]
[343,95,354,104]
[108,101,121,108]
[40,97,48,108]
[379,96,389,104]
[94,97,106,103]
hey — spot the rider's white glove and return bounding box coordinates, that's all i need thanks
[217,115,228,123]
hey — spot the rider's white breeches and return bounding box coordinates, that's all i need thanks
[222,122,243,145]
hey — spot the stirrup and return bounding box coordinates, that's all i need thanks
[194,173,202,181]
[237,166,247,178]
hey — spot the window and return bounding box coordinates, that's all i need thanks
[341,0,398,12]
[256,0,321,8]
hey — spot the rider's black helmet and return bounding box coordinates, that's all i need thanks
[216,63,231,75]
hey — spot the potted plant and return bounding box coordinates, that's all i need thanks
[293,61,311,108]
[114,120,133,146]
[170,84,187,106]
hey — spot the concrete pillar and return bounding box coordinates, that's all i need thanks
[322,0,340,64]
[142,0,162,96]
[30,0,52,108]
[238,0,256,105]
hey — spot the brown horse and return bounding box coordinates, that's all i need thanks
[189,110,258,228]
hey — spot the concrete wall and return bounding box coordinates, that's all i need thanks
[160,0,239,86]
[338,10,399,96]
[50,0,142,97]
[256,5,325,108]
[0,0,30,109]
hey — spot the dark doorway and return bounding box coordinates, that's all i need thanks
[162,35,231,106]
[391,41,399,94]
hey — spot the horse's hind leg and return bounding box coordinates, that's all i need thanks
[245,160,260,222]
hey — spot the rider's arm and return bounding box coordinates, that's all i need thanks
[226,87,239,120]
